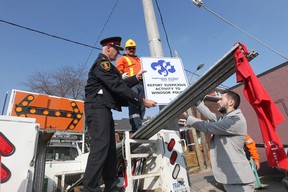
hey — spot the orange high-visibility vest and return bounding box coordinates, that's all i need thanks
[116,55,141,77]
[245,134,260,161]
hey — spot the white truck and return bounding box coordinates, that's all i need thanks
[0,115,90,192]
[0,90,191,192]
[0,114,190,192]
[0,90,88,192]
[119,130,191,192]
[0,116,38,192]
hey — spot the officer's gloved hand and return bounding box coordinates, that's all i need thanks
[122,72,129,79]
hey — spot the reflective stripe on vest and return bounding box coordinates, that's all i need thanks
[129,114,141,119]
[245,138,253,144]
[123,56,134,76]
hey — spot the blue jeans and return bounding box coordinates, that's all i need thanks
[129,83,145,133]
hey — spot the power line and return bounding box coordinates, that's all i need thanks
[152,0,232,87]
[184,68,230,88]
[153,1,231,87]
[1,0,120,66]
[155,0,173,57]
[192,0,288,61]
[0,18,232,88]
[0,19,102,51]
[84,0,120,65]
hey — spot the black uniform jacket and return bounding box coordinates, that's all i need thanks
[85,53,142,111]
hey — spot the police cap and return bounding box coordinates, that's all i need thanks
[100,36,124,51]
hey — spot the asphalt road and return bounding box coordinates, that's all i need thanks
[189,168,288,192]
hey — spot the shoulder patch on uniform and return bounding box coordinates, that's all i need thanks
[100,61,111,71]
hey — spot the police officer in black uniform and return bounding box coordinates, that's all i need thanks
[83,36,157,192]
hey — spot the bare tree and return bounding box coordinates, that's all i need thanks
[25,64,87,100]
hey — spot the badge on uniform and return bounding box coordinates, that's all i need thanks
[100,61,110,71]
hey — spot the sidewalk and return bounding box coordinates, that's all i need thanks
[189,168,288,192]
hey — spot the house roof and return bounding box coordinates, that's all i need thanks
[114,118,131,131]
[114,118,150,132]
[230,61,288,89]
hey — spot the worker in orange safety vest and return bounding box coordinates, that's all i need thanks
[244,134,260,170]
[116,39,142,78]
[244,134,264,189]
[116,39,145,133]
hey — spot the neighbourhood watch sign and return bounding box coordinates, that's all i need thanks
[141,57,188,105]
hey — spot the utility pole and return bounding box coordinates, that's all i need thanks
[142,0,179,131]
[142,0,164,57]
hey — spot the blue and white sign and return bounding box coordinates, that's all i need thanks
[141,57,188,105]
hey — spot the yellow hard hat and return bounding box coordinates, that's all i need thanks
[125,39,136,48]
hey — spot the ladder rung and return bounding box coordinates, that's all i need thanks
[132,172,161,180]
[130,153,150,158]
[128,139,157,144]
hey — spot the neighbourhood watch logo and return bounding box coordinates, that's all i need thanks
[151,60,176,77]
